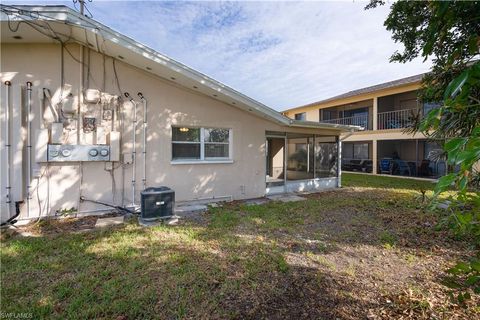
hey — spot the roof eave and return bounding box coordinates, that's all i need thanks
[288,120,359,132]
[0,5,364,132]
[282,74,425,113]
[0,5,292,126]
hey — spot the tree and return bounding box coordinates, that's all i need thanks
[367,0,480,303]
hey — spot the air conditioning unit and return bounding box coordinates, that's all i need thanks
[140,187,175,220]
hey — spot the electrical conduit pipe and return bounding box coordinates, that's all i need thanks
[124,92,137,207]
[138,92,147,191]
[26,82,33,218]
[4,81,12,218]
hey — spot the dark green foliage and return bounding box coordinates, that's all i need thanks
[367,0,480,303]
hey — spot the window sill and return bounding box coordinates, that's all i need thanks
[171,159,234,165]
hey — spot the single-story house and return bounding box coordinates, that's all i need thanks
[0,5,355,223]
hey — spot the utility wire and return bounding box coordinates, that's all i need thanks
[73,0,93,18]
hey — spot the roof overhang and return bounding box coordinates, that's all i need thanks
[288,120,359,132]
[0,5,357,133]
[283,74,424,113]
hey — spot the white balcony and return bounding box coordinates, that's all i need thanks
[320,114,370,130]
[377,108,420,130]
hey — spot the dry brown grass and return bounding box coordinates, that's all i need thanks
[1,174,478,319]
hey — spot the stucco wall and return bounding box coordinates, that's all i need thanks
[283,83,423,142]
[283,82,421,117]
[0,43,338,220]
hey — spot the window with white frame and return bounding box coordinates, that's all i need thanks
[172,127,231,161]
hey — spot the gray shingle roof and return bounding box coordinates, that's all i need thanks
[286,73,424,112]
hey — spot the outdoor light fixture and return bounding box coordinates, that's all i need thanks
[179,127,189,132]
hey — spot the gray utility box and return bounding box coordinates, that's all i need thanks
[48,144,110,162]
[140,187,175,220]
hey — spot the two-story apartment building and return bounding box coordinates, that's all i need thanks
[283,74,447,178]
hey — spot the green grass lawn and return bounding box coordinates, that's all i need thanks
[342,172,437,191]
[1,174,477,319]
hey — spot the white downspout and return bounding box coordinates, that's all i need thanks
[337,136,342,188]
[78,39,84,146]
[77,4,85,215]
[138,92,147,191]
[4,81,12,218]
[124,92,137,206]
[26,81,33,218]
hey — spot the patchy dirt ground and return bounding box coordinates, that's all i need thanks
[208,188,477,319]
[1,182,479,319]
[2,212,123,237]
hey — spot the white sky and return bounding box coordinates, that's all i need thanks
[3,1,432,110]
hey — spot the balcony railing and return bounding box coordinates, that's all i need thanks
[321,114,370,130]
[377,108,420,130]
[318,108,422,131]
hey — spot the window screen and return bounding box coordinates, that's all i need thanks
[172,127,231,161]
[172,127,201,160]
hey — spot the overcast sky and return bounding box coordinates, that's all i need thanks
[5,1,431,110]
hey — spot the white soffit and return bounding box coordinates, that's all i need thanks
[0,5,356,132]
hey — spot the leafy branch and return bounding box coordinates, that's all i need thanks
[367,0,480,304]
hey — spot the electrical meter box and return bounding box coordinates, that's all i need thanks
[140,187,175,220]
[47,144,110,162]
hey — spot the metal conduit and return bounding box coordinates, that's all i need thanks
[4,81,12,218]
[26,81,32,218]
[138,92,147,191]
[124,92,137,206]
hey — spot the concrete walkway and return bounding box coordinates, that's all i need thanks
[95,216,125,228]
[267,194,306,202]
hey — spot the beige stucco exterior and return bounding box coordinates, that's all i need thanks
[0,43,342,221]
[284,82,421,120]
[283,78,430,174]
